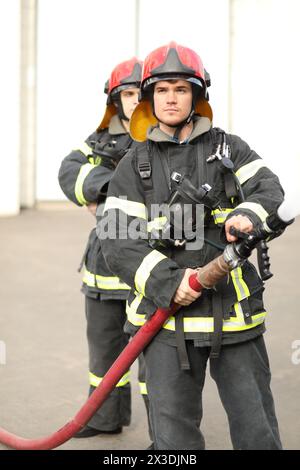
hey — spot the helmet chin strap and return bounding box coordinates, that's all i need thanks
[114,96,129,122]
[153,100,195,142]
[151,86,199,142]
[171,108,195,142]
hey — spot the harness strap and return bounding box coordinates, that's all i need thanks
[210,291,223,359]
[175,311,191,370]
[240,298,253,325]
[136,142,156,216]
[224,172,238,200]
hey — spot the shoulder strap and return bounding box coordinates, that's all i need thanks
[136,141,155,217]
[207,127,239,202]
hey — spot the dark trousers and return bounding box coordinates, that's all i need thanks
[144,335,282,450]
[85,296,150,434]
[85,297,131,431]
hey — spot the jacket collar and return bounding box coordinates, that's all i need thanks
[146,116,211,144]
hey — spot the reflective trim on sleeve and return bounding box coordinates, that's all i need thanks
[211,208,233,224]
[235,159,266,185]
[230,267,250,301]
[76,142,93,157]
[134,251,168,296]
[139,382,148,395]
[75,162,98,205]
[89,370,130,388]
[234,202,269,222]
[104,196,147,220]
[82,267,130,290]
[126,293,146,326]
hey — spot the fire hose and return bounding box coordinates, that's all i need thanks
[0,205,293,450]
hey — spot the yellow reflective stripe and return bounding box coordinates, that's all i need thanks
[235,159,266,185]
[88,155,102,165]
[230,267,250,301]
[228,303,266,331]
[211,208,233,224]
[134,251,167,296]
[104,196,147,220]
[82,267,130,290]
[147,216,168,232]
[162,307,266,333]
[139,382,148,395]
[126,294,266,332]
[75,162,97,205]
[126,293,145,326]
[76,142,93,157]
[89,371,130,388]
[234,202,269,222]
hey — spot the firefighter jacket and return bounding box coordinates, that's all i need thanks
[100,116,285,346]
[58,115,135,299]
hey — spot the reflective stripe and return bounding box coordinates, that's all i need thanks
[82,267,130,290]
[127,297,266,333]
[88,155,102,165]
[139,382,148,395]
[104,196,147,220]
[75,162,97,205]
[126,308,146,327]
[234,202,269,222]
[134,251,167,296]
[162,305,266,332]
[76,142,93,157]
[89,371,130,388]
[230,267,250,301]
[211,208,233,224]
[126,293,145,326]
[235,159,266,185]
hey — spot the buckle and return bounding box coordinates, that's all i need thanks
[138,162,151,179]
[171,171,183,183]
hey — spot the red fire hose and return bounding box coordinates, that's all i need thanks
[0,255,230,450]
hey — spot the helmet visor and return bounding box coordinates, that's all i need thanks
[111,82,141,98]
[143,74,203,91]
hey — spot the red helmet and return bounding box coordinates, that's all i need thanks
[130,42,212,142]
[106,57,143,104]
[141,41,210,98]
[98,57,142,130]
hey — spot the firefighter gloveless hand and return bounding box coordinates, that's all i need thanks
[225,214,253,242]
[86,202,97,217]
[174,268,202,306]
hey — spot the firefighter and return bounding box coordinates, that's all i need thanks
[100,42,284,449]
[58,58,151,439]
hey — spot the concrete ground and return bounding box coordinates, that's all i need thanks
[0,203,299,451]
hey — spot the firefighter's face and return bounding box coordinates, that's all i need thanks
[120,87,140,120]
[153,80,193,127]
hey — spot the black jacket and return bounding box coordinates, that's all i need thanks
[58,115,135,299]
[100,117,284,345]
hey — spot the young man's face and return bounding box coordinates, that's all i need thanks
[120,87,140,120]
[153,80,193,127]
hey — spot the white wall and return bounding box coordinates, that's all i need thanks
[36,0,136,200]
[0,0,20,215]
[231,0,300,211]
